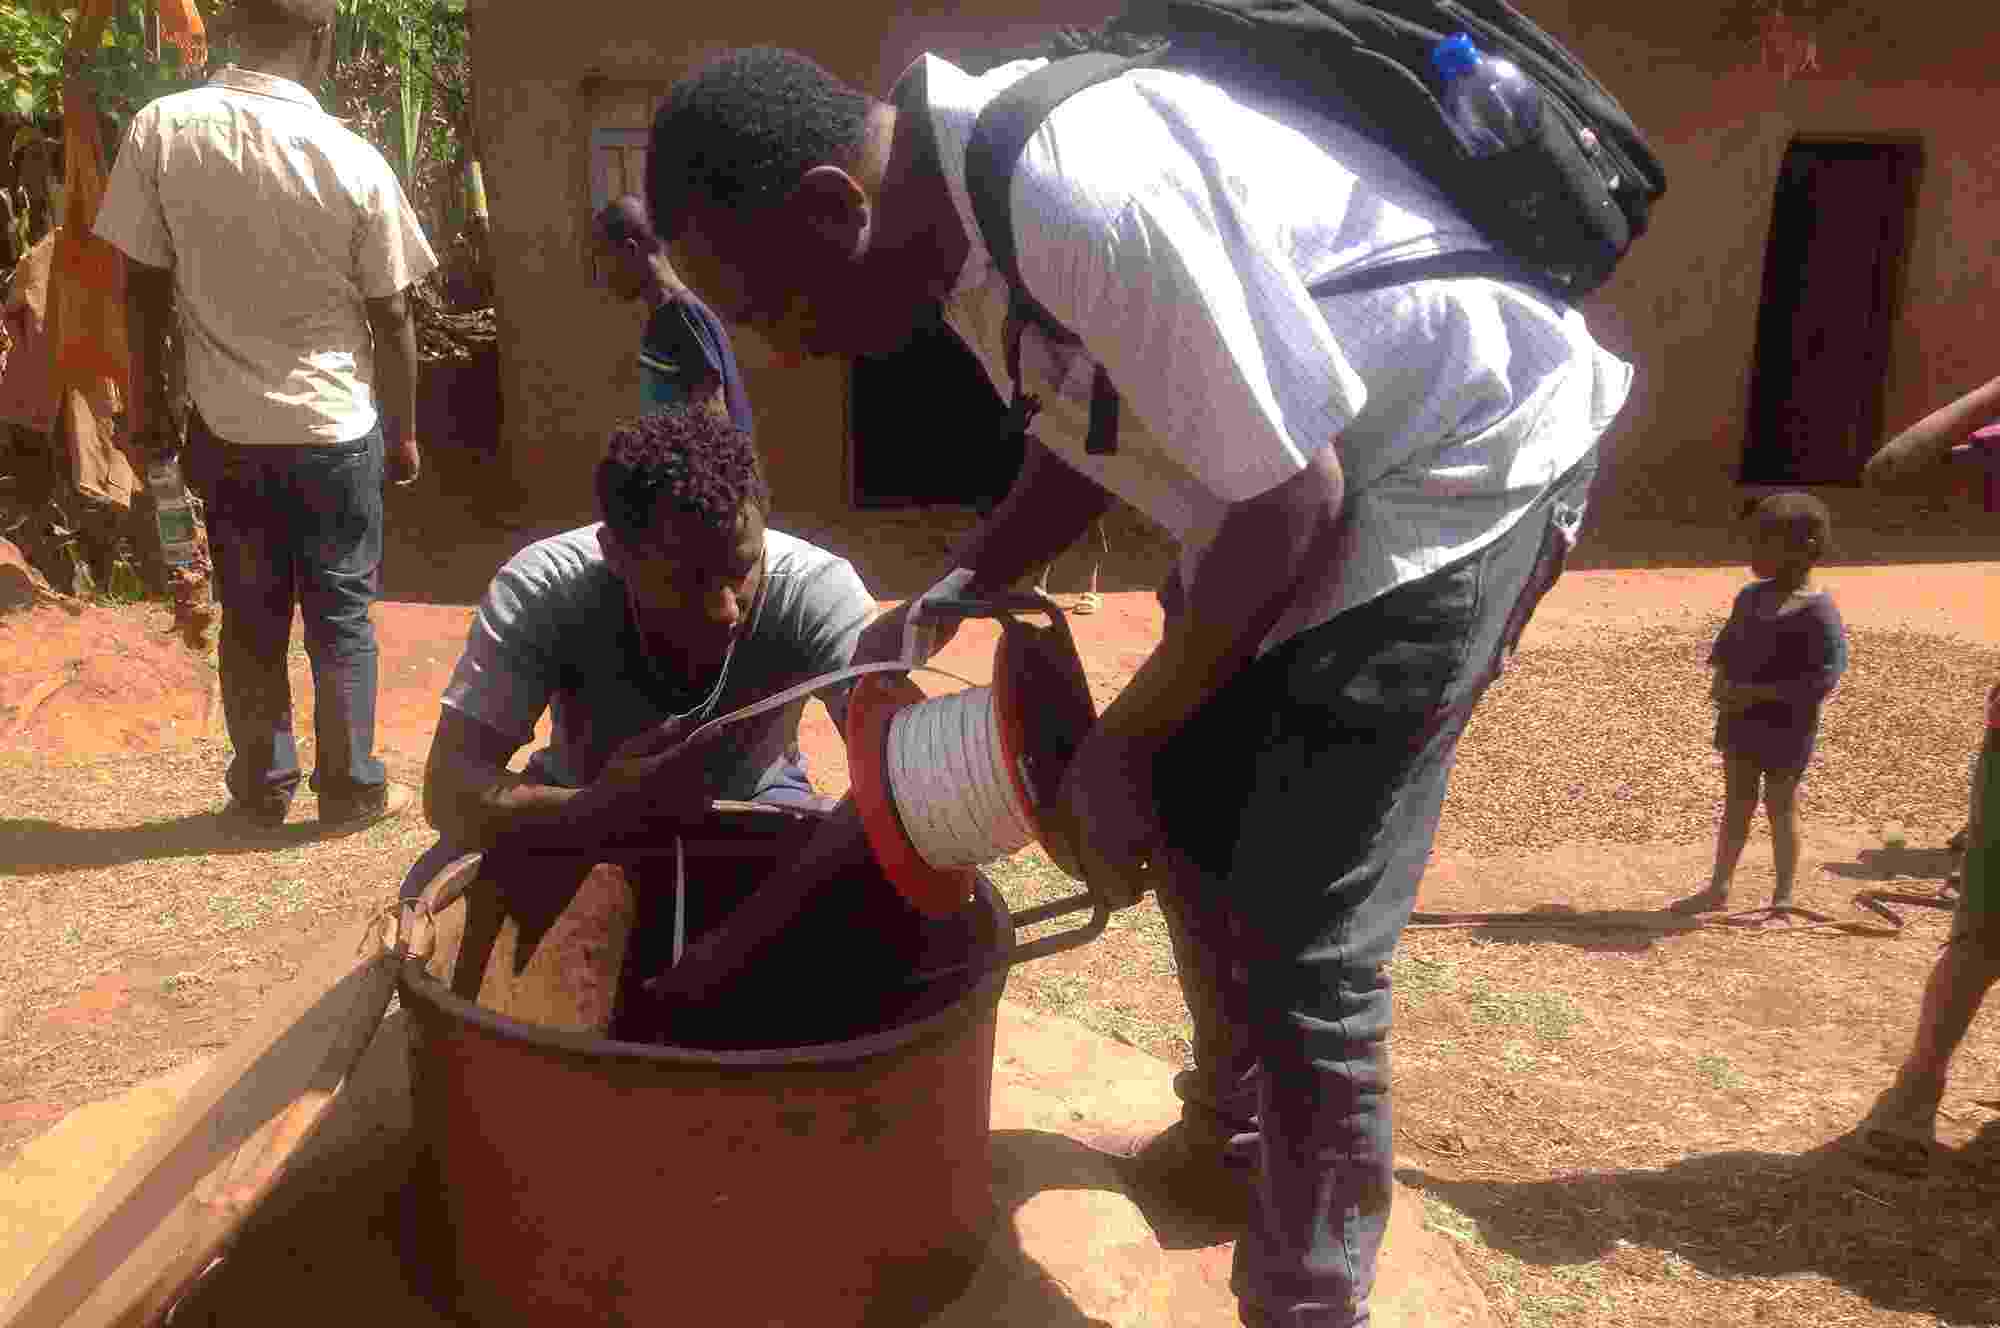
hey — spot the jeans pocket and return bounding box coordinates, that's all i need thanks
[1286,559,1479,732]
[1491,471,1592,680]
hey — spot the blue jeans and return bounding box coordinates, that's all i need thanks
[190,416,388,813]
[1153,456,1596,1326]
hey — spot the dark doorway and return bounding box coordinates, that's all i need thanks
[1744,140,1922,485]
[848,312,1022,510]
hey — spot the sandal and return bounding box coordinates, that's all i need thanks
[1668,886,1730,915]
[1846,1085,1942,1174]
[1846,1122,1937,1175]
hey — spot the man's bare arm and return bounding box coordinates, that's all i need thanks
[1865,373,2000,491]
[124,259,175,453]
[853,438,1114,665]
[951,437,1115,589]
[1097,447,1343,749]
[364,288,421,483]
[424,708,711,855]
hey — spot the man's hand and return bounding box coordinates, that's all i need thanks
[1049,727,1167,909]
[365,288,420,487]
[592,718,719,830]
[853,601,934,668]
[851,572,980,669]
[389,432,422,486]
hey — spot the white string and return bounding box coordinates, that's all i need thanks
[886,687,1037,868]
[677,657,1044,870]
[672,835,686,967]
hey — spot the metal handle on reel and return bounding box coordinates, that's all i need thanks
[918,589,1072,629]
[1006,889,1110,965]
[906,887,1110,987]
[899,588,1114,982]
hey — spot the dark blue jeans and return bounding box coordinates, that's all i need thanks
[190,415,388,813]
[1153,455,1596,1326]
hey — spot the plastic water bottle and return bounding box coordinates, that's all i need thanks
[145,456,200,568]
[1432,32,1543,158]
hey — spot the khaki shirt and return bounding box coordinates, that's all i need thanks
[95,66,437,445]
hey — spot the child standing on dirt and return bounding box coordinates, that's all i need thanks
[1675,492,1848,914]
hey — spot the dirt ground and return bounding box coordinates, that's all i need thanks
[2,483,1996,1326]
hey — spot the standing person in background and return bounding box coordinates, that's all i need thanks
[592,194,753,433]
[1674,493,1847,916]
[96,0,437,833]
[1850,376,2000,1169]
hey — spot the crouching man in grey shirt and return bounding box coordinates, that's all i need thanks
[409,403,877,890]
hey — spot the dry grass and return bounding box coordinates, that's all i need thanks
[0,738,429,1151]
[1441,621,1992,854]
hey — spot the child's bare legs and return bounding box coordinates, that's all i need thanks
[1764,772,1801,906]
[1674,756,1760,912]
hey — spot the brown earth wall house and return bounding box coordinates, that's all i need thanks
[463,0,1998,551]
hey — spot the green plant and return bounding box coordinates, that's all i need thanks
[326,0,469,230]
[1464,977,1583,1041]
[1,2,198,137]
[1,3,66,120]
[1694,1052,1747,1090]
[1389,953,1460,1003]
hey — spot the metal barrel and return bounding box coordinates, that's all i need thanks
[396,804,1007,1328]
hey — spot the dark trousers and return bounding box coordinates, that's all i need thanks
[1153,455,1596,1326]
[188,415,388,813]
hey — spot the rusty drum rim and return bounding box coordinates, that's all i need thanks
[396,872,1010,1071]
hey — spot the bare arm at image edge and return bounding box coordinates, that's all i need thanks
[1865,373,2000,491]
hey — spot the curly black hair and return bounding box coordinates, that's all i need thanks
[596,405,771,547]
[645,46,871,238]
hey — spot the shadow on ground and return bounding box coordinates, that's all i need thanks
[1821,844,1962,884]
[993,1125,1250,1255]
[0,812,373,874]
[1401,1130,2000,1323]
[1408,906,1708,955]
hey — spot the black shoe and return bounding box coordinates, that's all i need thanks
[218,797,291,834]
[317,781,414,834]
[1093,1120,1254,1234]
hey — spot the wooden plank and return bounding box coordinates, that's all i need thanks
[0,918,401,1328]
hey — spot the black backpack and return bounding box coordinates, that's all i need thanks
[958,0,1666,455]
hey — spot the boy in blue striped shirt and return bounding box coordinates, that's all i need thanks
[594,194,754,433]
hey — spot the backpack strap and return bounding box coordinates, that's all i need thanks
[968,50,1162,457]
[1309,249,1570,302]
[966,50,1148,293]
